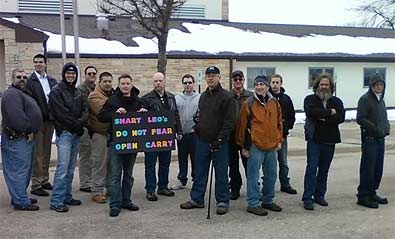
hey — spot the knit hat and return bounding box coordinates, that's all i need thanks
[254,75,269,86]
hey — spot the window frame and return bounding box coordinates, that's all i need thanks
[308,67,335,89]
[363,67,386,88]
[246,67,276,90]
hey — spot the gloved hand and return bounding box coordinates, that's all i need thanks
[210,139,223,152]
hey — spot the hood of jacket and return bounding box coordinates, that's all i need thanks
[368,74,386,101]
[61,62,78,86]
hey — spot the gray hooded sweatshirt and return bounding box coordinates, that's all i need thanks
[175,91,200,134]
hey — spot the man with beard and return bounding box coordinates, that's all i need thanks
[77,65,97,193]
[27,54,57,197]
[1,68,42,211]
[88,72,114,203]
[302,73,345,210]
[356,74,390,208]
[49,62,88,213]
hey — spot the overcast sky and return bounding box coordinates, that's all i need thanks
[228,0,362,26]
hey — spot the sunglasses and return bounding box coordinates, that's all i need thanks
[16,75,28,80]
[233,77,243,82]
[87,72,97,76]
[183,81,194,85]
[33,61,44,64]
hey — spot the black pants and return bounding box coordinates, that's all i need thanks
[228,139,248,191]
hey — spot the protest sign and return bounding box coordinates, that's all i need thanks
[112,111,175,154]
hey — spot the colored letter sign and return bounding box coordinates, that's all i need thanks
[112,111,175,154]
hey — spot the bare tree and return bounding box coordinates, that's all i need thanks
[353,0,395,29]
[100,0,186,74]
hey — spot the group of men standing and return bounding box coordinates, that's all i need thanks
[0,55,390,216]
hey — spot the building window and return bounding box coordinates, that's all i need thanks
[172,4,205,19]
[19,0,73,14]
[363,68,386,87]
[246,67,275,89]
[308,67,334,88]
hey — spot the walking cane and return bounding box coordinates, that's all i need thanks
[207,151,215,219]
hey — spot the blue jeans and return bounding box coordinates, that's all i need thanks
[1,134,34,208]
[144,150,172,192]
[262,138,290,189]
[357,137,385,199]
[302,141,335,203]
[190,139,229,207]
[109,152,137,208]
[50,131,80,207]
[247,145,277,207]
[176,133,197,185]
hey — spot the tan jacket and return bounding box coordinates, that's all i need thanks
[235,93,283,151]
[88,84,112,135]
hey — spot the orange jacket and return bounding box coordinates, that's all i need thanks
[88,84,112,135]
[235,94,283,151]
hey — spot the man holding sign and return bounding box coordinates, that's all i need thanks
[98,74,148,217]
[143,72,183,201]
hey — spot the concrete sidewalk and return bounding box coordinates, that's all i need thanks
[0,121,394,168]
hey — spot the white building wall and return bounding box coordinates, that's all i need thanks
[0,0,17,12]
[235,61,395,111]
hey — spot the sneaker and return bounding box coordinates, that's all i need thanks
[14,204,40,211]
[216,206,228,215]
[50,205,69,213]
[230,190,240,200]
[171,181,186,190]
[180,201,204,209]
[92,194,107,203]
[303,202,314,211]
[280,186,297,195]
[31,188,49,197]
[42,183,53,190]
[64,199,82,206]
[247,206,268,216]
[79,187,91,193]
[314,197,329,206]
[357,197,379,209]
[146,192,158,201]
[261,202,282,212]
[109,207,120,217]
[122,203,139,211]
[371,195,388,204]
[157,188,175,197]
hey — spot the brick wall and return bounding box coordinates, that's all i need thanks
[0,24,43,90]
[46,57,232,94]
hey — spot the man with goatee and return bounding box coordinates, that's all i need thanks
[302,73,345,211]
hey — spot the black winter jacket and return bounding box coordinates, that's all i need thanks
[356,79,390,138]
[26,72,57,121]
[304,94,345,144]
[97,87,148,142]
[49,63,88,136]
[142,90,182,134]
[195,83,237,144]
[269,87,296,138]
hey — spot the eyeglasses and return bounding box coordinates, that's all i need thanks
[233,77,243,82]
[87,72,97,76]
[16,75,28,80]
[33,61,44,64]
[183,81,194,85]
